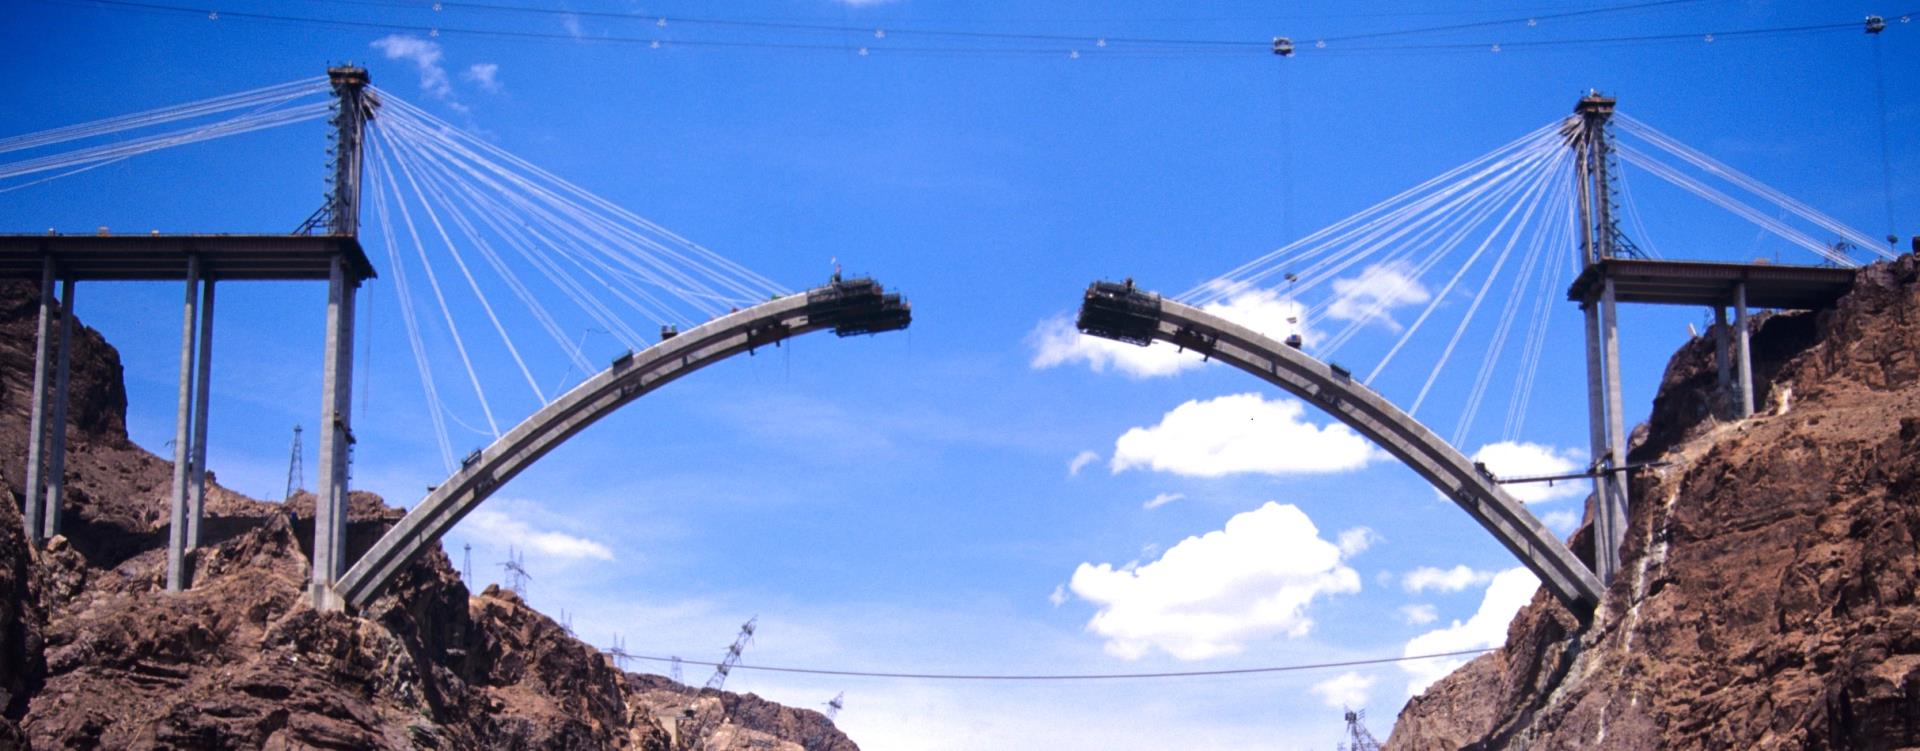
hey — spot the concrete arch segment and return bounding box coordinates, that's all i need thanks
[332,278,909,610]
[1077,281,1603,613]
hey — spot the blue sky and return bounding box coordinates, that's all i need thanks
[5,2,1915,748]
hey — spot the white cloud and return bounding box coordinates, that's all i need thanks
[1068,502,1362,660]
[1401,565,1497,593]
[371,35,453,100]
[1027,289,1306,379]
[1109,393,1378,477]
[1470,441,1586,504]
[1028,314,1202,378]
[1068,450,1101,477]
[1399,603,1439,625]
[464,62,501,92]
[1401,568,1539,695]
[1142,492,1185,510]
[1542,509,1581,534]
[1049,583,1069,607]
[1336,527,1379,557]
[1310,671,1376,710]
[465,507,615,562]
[1325,261,1431,331]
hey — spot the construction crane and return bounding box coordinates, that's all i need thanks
[705,617,757,691]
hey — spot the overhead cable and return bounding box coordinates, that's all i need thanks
[615,647,1497,681]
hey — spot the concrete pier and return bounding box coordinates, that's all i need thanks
[22,259,54,543]
[44,278,74,539]
[165,256,200,592]
[186,281,214,551]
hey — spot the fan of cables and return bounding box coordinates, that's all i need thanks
[1177,109,1891,450]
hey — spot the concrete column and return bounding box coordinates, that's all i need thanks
[166,256,201,593]
[1735,282,1754,418]
[312,256,357,610]
[22,258,54,544]
[1713,306,1731,395]
[186,281,215,551]
[1581,299,1616,585]
[44,278,75,539]
[1599,277,1630,582]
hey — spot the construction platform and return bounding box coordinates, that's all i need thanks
[0,234,376,281]
[1566,257,1856,309]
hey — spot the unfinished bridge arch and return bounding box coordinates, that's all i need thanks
[330,278,909,611]
[1078,281,1605,612]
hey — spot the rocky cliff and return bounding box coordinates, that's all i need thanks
[0,280,854,750]
[1387,256,1920,749]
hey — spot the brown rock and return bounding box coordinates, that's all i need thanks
[1388,256,1920,750]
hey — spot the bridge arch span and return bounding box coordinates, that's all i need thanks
[332,278,909,610]
[1078,281,1603,613]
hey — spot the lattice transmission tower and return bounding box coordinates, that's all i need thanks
[1339,708,1383,751]
[704,617,757,691]
[824,692,845,722]
[283,425,304,500]
[499,546,530,597]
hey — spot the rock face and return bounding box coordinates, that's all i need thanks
[0,280,854,750]
[1387,256,1920,750]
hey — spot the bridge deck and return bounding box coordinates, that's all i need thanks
[1566,258,1855,309]
[0,235,376,281]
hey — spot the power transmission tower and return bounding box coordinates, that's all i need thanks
[824,692,845,722]
[1338,708,1383,751]
[463,543,472,584]
[499,546,530,597]
[283,425,304,500]
[670,656,683,684]
[606,634,633,670]
[704,616,757,691]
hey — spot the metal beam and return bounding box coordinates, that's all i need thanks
[0,235,375,282]
[22,258,54,544]
[334,279,909,610]
[1077,282,1603,612]
[1566,258,1855,310]
[43,278,74,539]
[165,256,200,592]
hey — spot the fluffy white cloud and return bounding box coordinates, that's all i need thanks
[1142,492,1185,510]
[1471,441,1586,504]
[1310,671,1377,710]
[465,508,615,562]
[1337,527,1380,557]
[1067,450,1101,477]
[1110,393,1378,477]
[464,62,502,92]
[1325,261,1431,331]
[1027,289,1306,379]
[1069,502,1362,660]
[1401,565,1497,593]
[1049,583,1069,607]
[1401,568,1539,695]
[371,35,453,100]
[1399,603,1439,625]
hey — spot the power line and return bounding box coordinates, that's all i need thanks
[617,647,1496,682]
[52,0,1919,59]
